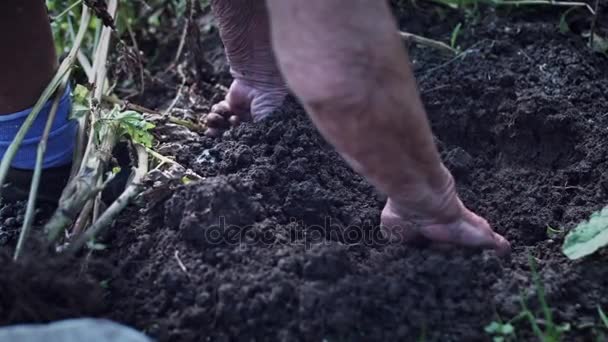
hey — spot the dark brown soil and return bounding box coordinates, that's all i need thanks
[2,2,608,341]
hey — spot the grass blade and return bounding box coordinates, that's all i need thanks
[599,306,608,328]
[14,80,70,261]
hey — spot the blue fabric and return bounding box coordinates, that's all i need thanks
[0,86,76,170]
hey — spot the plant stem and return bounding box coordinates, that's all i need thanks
[101,95,206,132]
[91,0,117,225]
[51,0,84,22]
[14,80,69,261]
[92,0,116,100]
[46,0,118,242]
[72,199,94,236]
[68,144,149,254]
[589,0,600,50]
[147,147,204,180]
[77,50,95,81]
[170,0,194,68]
[529,255,556,337]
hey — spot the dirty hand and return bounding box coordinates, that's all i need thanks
[380,172,511,256]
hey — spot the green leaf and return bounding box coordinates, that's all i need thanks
[113,110,156,148]
[73,83,90,103]
[485,322,500,334]
[499,323,514,335]
[485,321,514,335]
[559,7,578,34]
[450,23,462,50]
[70,103,89,119]
[599,306,608,328]
[562,206,608,260]
[93,107,156,148]
[70,84,90,119]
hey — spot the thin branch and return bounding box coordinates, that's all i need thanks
[102,95,160,114]
[174,250,190,276]
[147,147,204,180]
[50,0,84,22]
[126,24,145,95]
[167,0,196,71]
[101,95,206,132]
[92,175,104,225]
[72,199,94,236]
[77,51,95,81]
[400,31,458,55]
[163,64,188,116]
[14,80,69,260]
[589,0,600,50]
[496,0,595,14]
[171,4,191,68]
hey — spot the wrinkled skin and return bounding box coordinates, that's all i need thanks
[208,0,511,256]
[205,0,288,137]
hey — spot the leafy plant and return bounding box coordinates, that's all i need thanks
[70,84,92,119]
[95,107,156,148]
[558,7,580,33]
[486,255,570,342]
[485,320,515,341]
[562,206,608,260]
[523,255,570,341]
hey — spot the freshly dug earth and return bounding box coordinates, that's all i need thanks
[2,3,608,342]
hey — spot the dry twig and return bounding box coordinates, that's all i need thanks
[400,31,458,55]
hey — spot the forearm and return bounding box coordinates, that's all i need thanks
[306,62,456,217]
[0,0,57,113]
[268,0,457,217]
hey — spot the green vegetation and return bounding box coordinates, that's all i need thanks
[450,22,463,50]
[1,1,214,258]
[48,0,196,54]
[598,306,608,327]
[562,207,608,260]
[0,0,193,259]
[485,320,516,341]
[485,255,571,342]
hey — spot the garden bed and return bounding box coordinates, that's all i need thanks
[1,2,608,341]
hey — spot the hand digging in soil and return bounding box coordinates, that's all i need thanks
[207,0,511,256]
